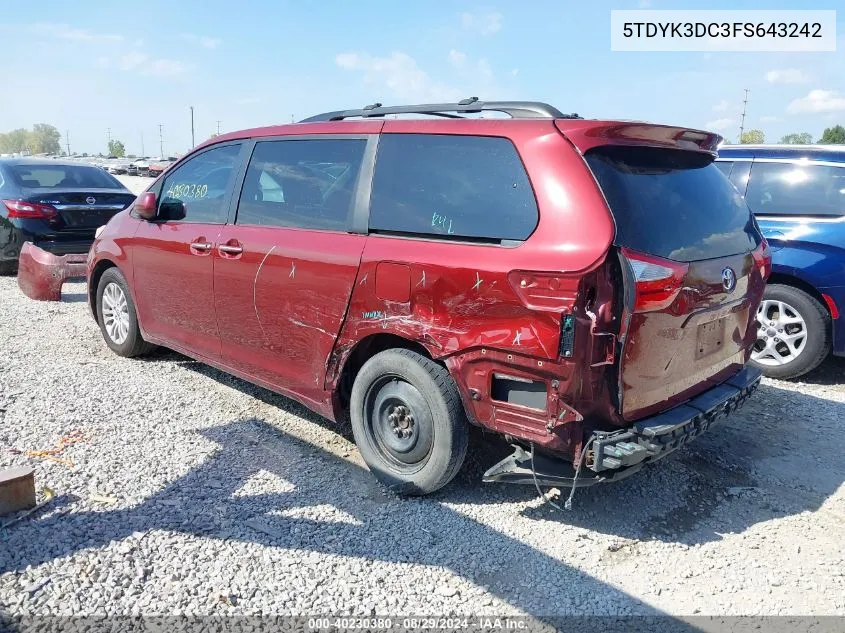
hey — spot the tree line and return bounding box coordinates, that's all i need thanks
[0,124,128,158]
[737,125,845,145]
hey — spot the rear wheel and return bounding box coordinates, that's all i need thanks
[96,267,156,357]
[750,284,830,379]
[350,349,468,496]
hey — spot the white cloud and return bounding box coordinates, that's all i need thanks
[182,33,221,49]
[336,51,463,102]
[712,100,731,112]
[638,0,652,7]
[142,58,193,77]
[448,49,466,67]
[765,69,811,84]
[705,118,735,131]
[118,51,148,71]
[510,68,519,77]
[460,11,502,36]
[760,115,781,123]
[787,89,845,114]
[29,22,123,42]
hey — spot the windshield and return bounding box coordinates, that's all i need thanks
[8,164,124,189]
[586,146,761,262]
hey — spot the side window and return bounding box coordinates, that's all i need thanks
[715,161,733,177]
[369,134,539,242]
[159,143,242,223]
[235,139,366,231]
[746,161,845,217]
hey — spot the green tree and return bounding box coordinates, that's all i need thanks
[28,123,61,154]
[108,139,126,157]
[740,129,765,144]
[0,128,31,153]
[780,132,813,144]
[819,125,845,144]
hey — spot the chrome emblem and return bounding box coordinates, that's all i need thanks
[86,196,96,205]
[722,267,737,293]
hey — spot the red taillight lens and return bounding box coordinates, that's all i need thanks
[2,199,57,220]
[621,247,689,313]
[751,238,772,281]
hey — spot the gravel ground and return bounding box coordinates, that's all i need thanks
[1,270,844,621]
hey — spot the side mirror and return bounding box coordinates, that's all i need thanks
[135,192,157,220]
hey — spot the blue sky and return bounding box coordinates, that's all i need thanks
[0,0,842,155]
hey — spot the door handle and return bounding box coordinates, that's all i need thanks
[190,241,212,253]
[218,244,243,255]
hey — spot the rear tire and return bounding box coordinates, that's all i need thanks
[96,267,156,357]
[350,349,468,496]
[750,284,830,380]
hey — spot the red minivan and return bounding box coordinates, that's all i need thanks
[87,100,770,495]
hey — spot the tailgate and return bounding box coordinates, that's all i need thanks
[584,144,766,420]
[24,188,135,231]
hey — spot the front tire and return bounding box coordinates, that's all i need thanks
[750,284,830,380]
[96,267,156,357]
[350,349,469,496]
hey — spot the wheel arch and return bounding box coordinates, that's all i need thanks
[766,272,831,317]
[88,258,118,322]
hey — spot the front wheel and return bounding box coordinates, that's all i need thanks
[350,349,468,496]
[750,284,831,379]
[96,267,157,357]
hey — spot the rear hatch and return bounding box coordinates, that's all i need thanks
[582,143,766,420]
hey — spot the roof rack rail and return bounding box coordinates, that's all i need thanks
[300,97,580,122]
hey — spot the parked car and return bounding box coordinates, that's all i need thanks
[87,99,768,495]
[0,158,136,274]
[717,145,844,379]
[147,157,177,178]
[107,160,130,175]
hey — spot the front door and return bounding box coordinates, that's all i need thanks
[213,136,373,404]
[131,142,244,359]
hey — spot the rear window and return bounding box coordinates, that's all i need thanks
[586,146,760,262]
[8,164,123,189]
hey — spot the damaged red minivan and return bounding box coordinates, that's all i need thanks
[87,99,770,495]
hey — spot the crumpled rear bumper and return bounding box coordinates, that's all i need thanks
[17,241,88,301]
[483,365,762,488]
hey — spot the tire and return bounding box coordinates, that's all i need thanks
[750,284,831,380]
[95,267,156,357]
[0,261,17,276]
[349,349,469,496]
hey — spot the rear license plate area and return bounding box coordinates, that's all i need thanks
[695,317,726,360]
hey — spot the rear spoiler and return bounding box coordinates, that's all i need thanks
[556,120,722,155]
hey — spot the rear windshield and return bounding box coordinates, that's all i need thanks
[8,164,123,189]
[586,146,760,262]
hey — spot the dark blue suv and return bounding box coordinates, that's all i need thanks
[717,145,845,378]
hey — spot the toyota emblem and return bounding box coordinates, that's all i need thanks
[86,196,96,205]
[722,267,737,293]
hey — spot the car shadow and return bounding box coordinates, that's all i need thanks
[60,291,88,303]
[0,416,702,626]
[177,360,844,549]
[787,355,845,386]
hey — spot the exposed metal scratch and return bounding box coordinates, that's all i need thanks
[417,271,426,288]
[253,245,277,345]
[473,272,483,291]
[289,261,296,279]
[359,273,368,285]
[289,317,333,339]
[529,322,550,357]
[512,330,522,346]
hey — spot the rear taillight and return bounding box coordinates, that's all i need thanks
[2,199,57,220]
[751,239,772,281]
[621,247,689,313]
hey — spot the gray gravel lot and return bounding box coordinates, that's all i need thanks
[1,259,844,619]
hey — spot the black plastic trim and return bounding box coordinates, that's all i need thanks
[301,100,579,122]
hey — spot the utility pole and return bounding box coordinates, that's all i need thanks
[189,106,195,147]
[216,120,221,135]
[738,88,750,143]
[291,114,294,123]
[158,124,164,157]
[107,127,111,154]
[65,130,71,156]
[140,131,145,157]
